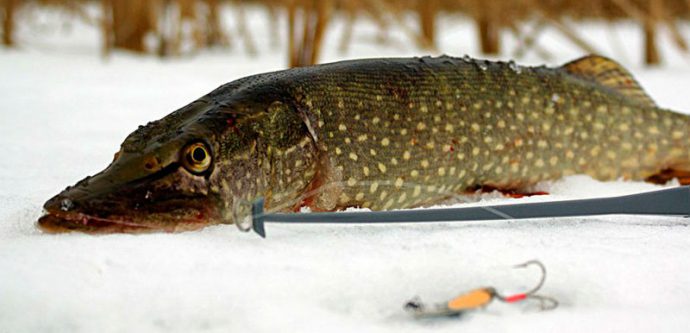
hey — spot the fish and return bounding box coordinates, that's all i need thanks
[38,54,690,233]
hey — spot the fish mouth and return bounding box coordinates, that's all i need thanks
[37,210,209,234]
[38,145,224,234]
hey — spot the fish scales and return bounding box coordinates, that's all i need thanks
[281,56,689,210]
[37,55,690,233]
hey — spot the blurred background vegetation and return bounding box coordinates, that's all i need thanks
[1,0,689,67]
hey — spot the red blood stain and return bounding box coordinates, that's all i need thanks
[226,117,239,133]
[506,191,549,198]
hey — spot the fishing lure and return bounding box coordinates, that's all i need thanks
[403,260,557,318]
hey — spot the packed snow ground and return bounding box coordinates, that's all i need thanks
[2,7,690,332]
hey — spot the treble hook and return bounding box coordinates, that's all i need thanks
[494,260,558,311]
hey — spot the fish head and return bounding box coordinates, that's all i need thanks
[39,90,318,233]
[38,99,224,233]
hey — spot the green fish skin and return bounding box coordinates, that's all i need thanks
[38,55,690,233]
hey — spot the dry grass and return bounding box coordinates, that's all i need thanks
[2,0,689,66]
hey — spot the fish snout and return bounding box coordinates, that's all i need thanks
[42,175,98,213]
[43,191,79,214]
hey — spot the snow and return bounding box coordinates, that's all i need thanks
[2,6,690,332]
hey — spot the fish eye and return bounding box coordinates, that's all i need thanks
[182,142,212,174]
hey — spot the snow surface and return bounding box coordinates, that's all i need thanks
[2,7,690,332]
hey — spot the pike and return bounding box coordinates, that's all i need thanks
[38,55,690,233]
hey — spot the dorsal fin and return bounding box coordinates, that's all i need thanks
[561,55,656,107]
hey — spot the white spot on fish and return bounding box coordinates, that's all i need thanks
[339,193,350,203]
[379,191,388,201]
[378,163,387,173]
[347,177,357,186]
[590,146,601,157]
[413,185,422,197]
[395,178,404,188]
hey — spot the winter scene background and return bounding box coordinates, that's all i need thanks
[1,2,690,332]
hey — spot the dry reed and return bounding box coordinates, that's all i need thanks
[2,0,689,66]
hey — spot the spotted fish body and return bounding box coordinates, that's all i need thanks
[287,55,689,211]
[38,55,690,233]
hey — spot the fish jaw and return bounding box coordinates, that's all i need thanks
[37,210,214,234]
[38,212,159,234]
[38,167,224,234]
